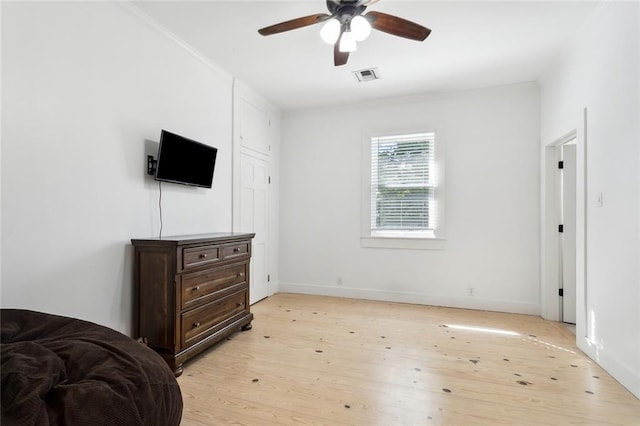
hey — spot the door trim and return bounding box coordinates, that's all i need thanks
[542,130,578,321]
[541,110,587,341]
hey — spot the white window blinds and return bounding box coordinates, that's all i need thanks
[371,132,436,234]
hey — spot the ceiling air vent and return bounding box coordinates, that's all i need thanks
[352,67,380,83]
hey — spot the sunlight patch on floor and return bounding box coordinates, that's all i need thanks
[444,324,520,336]
[526,335,576,354]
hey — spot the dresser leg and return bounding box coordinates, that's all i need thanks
[174,364,184,377]
[241,322,253,331]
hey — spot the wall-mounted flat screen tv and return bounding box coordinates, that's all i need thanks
[155,130,217,188]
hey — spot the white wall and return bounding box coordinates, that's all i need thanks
[1,2,235,334]
[539,2,639,397]
[280,82,540,315]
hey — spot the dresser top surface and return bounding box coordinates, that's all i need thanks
[132,232,255,246]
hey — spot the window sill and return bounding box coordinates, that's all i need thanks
[360,236,446,250]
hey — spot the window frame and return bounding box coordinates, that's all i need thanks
[361,127,446,250]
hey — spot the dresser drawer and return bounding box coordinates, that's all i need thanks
[181,290,247,348]
[222,241,250,260]
[181,263,248,310]
[182,245,221,270]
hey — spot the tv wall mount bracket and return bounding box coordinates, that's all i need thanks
[147,155,157,176]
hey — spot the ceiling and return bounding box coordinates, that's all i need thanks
[133,0,600,111]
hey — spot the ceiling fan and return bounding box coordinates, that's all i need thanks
[258,0,431,66]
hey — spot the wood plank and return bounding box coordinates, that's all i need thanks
[178,294,640,425]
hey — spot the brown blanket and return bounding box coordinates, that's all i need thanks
[1,309,182,425]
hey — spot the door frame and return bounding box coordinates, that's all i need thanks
[231,78,275,304]
[541,110,588,338]
[542,132,569,322]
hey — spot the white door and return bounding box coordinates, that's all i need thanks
[561,143,577,323]
[240,153,269,304]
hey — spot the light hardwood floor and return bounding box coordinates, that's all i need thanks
[177,293,640,425]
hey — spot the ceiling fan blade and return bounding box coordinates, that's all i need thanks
[334,38,349,66]
[258,13,330,36]
[366,11,431,41]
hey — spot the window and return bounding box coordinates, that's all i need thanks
[362,131,444,249]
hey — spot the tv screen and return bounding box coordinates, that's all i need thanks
[155,130,217,188]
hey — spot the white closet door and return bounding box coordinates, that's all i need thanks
[240,152,269,304]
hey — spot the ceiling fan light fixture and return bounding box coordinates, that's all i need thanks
[258,0,432,67]
[320,18,341,44]
[339,31,357,53]
[351,15,371,41]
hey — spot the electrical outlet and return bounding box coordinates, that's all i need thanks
[467,287,475,296]
[337,276,343,286]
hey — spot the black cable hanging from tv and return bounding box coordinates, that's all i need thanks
[158,181,163,239]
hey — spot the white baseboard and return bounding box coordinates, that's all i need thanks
[278,282,541,316]
[578,337,640,399]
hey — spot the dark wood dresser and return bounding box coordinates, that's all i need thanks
[131,233,255,376]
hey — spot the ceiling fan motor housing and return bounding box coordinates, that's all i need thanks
[327,0,368,28]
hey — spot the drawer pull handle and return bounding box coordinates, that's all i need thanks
[192,286,200,292]
[236,303,244,308]
[233,247,241,253]
[199,253,208,259]
[237,273,245,278]
[192,322,201,328]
